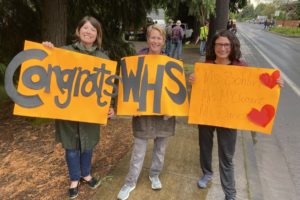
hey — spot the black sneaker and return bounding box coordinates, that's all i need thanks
[81,177,101,189]
[68,185,79,199]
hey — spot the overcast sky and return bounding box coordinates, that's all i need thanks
[250,0,274,7]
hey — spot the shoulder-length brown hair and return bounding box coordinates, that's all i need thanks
[74,16,103,48]
[206,30,241,61]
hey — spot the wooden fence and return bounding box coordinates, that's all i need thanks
[276,20,300,28]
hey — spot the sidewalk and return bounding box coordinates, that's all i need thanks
[91,43,258,200]
[92,118,250,200]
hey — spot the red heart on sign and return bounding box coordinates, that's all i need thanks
[259,70,280,89]
[247,104,275,127]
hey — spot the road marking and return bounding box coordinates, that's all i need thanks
[239,30,300,97]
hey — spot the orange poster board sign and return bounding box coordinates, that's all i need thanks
[188,63,281,134]
[13,41,117,124]
[117,55,189,116]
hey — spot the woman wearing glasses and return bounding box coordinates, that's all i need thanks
[189,30,283,200]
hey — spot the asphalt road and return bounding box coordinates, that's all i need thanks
[238,23,300,200]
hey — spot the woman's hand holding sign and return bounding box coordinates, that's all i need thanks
[108,107,115,119]
[188,73,195,84]
[42,41,55,49]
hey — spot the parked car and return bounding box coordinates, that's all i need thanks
[171,23,193,43]
[124,17,154,41]
[153,19,166,29]
[255,16,267,24]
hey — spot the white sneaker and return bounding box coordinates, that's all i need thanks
[117,184,136,200]
[149,176,162,190]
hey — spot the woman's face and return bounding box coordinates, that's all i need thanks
[214,36,231,60]
[147,29,164,54]
[79,21,97,47]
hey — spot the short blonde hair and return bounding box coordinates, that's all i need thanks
[146,24,166,42]
[75,16,103,48]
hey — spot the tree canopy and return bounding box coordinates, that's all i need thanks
[0,0,165,65]
[238,0,300,20]
[0,0,248,67]
[0,0,41,64]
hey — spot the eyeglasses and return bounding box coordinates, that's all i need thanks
[215,43,231,49]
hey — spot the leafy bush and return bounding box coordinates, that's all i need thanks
[0,64,9,103]
[0,85,9,103]
[0,63,5,85]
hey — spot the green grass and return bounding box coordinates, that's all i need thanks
[270,27,300,37]
[0,63,5,78]
[26,117,53,125]
[184,64,194,72]
[183,43,198,49]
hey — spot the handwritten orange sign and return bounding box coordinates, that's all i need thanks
[188,63,281,134]
[11,41,117,124]
[117,55,189,116]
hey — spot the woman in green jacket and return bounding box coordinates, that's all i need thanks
[43,16,114,199]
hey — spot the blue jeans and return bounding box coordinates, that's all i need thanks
[199,40,206,55]
[171,40,183,60]
[65,149,93,181]
[165,38,172,56]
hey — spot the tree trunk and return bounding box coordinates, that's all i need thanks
[206,13,215,52]
[41,0,67,46]
[207,0,229,51]
[215,0,229,31]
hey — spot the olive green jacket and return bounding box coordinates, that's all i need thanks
[55,42,108,151]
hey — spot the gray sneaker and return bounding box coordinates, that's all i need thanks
[197,174,212,188]
[149,176,162,190]
[117,184,136,200]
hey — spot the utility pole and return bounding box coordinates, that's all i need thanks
[207,0,230,54]
[215,0,230,31]
[283,0,290,27]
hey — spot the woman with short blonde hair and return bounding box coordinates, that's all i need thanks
[146,24,166,42]
[117,23,175,200]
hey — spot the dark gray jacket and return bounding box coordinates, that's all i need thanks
[132,116,175,139]
[132,48,176,139]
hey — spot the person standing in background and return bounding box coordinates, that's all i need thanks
[199,21,209,56]
[170,20,184,60]
[165,19,173,56]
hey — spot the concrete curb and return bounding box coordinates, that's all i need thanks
[241,131,264,200]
